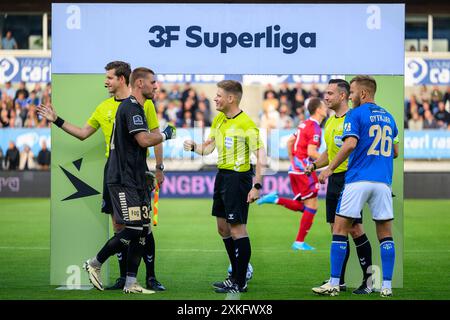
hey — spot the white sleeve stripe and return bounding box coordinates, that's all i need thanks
[129,128,147,134]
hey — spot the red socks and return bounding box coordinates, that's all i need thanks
[295,207,317,242]
[277,197,305,212]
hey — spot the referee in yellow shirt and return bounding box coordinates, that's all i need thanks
[306,79,374,294]
[184,80,266,294]
[36,61,166,291]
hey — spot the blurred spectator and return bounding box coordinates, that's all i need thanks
[423,110,439,129]
[405,94,421,119]
[24,105,39,128]
[279,94,293,113]
[278,82,294,105]
[421,101,431,116]
[0,108,10,127]
[181,82,193,102]
[26,90,40,106]
[0,146,3,170]
[430,86,443,101]
[419,84,429,103]
[167,84,182,101]
[293,91,306,111]
[4,81,16,99]
[293,107,306,128]
[263,83,278,99]
[185,89,198,108]
[4,141,20,170]
[165,100,181,124]
[156,88,169,107]
[443,86,450,106]
[33,83,44,101]
[183,111,194,128]
[409,45,417,52]
[9,109,22,128]
[260,106,280,132]
[198,92,211,111]
[262,91,279,114]
[157,111,168,131]
[279,104,294,129]
[408,111,424,130]
[37,141,51,170]
[422,45,429,52]
[41,89,51,107]
[434,101,450,129]
[19,145,36,170]
[2,31,18,50]
[15,92,28,110]
[293,82,309,101]
[430,86,443,111]
[14,81,29,101]
[197,101,211,126]
[183,97,196,114]
[309,83,322,98]
[194,111,206,128]
[46,82,52,97]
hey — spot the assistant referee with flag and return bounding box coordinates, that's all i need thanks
[184,80,266,294]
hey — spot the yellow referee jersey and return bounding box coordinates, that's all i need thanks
[87,97,159,157]
[208,110,263,172]
[324,114,348,174]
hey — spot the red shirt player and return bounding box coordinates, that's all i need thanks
[257,98,328,251]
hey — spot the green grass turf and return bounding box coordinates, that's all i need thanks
[0,198,449,300]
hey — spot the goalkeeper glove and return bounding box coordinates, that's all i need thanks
[162,124,176,141]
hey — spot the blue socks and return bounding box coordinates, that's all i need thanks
[380,237,395,288]
[330,235,348,285]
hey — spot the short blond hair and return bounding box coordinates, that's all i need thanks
[350,75,377,96]
[217,80,243,103]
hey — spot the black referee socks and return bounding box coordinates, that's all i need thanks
[234,237,251,288]
[223,237,237,279]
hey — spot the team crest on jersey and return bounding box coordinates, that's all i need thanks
[344,123,351,132]
[313,134,320,142]
[133,115,144,125]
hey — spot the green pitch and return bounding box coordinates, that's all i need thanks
[0,198,449,300]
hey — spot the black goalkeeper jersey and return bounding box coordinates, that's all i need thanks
[106,96,149,190]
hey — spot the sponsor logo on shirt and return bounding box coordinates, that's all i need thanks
[225,136,233,149]
[133,115,144,125]
[344,123,351,132]
[334,135,343,147]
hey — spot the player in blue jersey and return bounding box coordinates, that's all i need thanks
[312,75,399,298]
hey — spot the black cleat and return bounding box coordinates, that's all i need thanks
[352,283,373,295]
[146,277,166,291]
[105,277,125,290]
[215,283,247,293]
[212,277,235,289]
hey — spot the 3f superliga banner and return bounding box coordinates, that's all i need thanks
[51,3,404,288]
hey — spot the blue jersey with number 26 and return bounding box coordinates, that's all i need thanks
[342,102,398,186]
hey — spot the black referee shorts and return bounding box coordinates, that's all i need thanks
[212,169,253,225]
[101,161,113,214]
[326,171,363,224]
[108,184,151,227]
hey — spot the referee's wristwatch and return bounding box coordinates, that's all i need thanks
[253,183,262,190]
[155,164,165,171]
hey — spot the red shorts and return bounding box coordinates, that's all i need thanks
[288,171,319,200]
